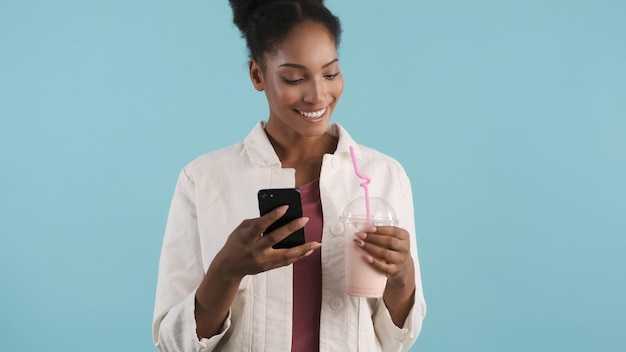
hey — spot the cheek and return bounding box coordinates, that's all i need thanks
[271,85,300,106]
[332,77,344,98]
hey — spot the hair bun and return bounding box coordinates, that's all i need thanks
[228,0,260,35]
[229,0,325,34]
[228,0,340,61]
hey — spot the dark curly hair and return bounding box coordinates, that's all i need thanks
[228,0,341,65]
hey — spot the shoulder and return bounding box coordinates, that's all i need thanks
[333,123,405,170]
[359,144,405,169]
[181,141,247,182]
[333,123,409,180]
[360,145,411,186]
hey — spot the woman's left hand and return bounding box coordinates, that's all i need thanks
[354,225,416,327]
[353,225,414,284]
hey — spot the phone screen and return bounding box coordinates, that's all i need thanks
[258,188,306,249]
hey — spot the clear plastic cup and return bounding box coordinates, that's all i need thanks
[339,197,398,297]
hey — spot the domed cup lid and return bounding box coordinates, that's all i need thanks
[339,197,398,226]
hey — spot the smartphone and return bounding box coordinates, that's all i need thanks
[258,188,306,249]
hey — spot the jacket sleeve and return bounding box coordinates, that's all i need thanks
[152,168,231,352]
[371,167,427,352]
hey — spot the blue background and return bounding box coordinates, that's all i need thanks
[1,0,625,351]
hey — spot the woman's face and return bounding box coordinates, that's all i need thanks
[250,21,344,141]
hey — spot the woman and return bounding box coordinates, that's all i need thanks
[152,1,426,351]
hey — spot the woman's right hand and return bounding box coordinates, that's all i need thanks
[194,205,319,338]
[211,205,320,282]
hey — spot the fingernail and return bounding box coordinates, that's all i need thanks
[303,249,314,257]
[364,255,374,263]
[353,238,365,247]
[276,205,289,214]
[298,217,310,226]
[354,232,367,240]
[363,225,377,232]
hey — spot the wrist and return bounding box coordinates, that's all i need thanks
[196,260,243,310]
[211,251,245,284]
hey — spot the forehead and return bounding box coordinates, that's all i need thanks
[266,21,338,69]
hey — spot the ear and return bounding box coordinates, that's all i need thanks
[249,59,264,91]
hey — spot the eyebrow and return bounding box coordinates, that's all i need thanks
[279,58,339,70]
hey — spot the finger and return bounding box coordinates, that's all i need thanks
[354,239,404,265]
[252,205,289,234]
[361,252,397,275]
[359,227,409,250]
[369,226,409,239]
[356,231,407,252]
[261,217,309,247]
[268,242,322,267]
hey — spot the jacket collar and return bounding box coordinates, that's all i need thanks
[243,121,362,166]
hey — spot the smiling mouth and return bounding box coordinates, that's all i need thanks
[297,108,327,119]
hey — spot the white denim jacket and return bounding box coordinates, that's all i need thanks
[153,122,426,352]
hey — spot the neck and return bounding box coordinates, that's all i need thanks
[263,127,338,186]
[266,132,336,162]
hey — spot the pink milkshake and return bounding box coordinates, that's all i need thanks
[340,197,398,297]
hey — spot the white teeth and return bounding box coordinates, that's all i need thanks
[298,108,326,119]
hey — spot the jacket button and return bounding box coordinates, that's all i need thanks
[330,222,344,236]
[330,297,344,311]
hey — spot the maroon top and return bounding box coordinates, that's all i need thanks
[292,179,323,352]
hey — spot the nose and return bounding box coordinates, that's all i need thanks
[303,77,325,105]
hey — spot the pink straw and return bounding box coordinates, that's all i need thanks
[349,146,371,224]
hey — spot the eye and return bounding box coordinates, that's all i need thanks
[324,72,340,80]
[282,77,304,85]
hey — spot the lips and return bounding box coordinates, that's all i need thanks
[297,107,327,119]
